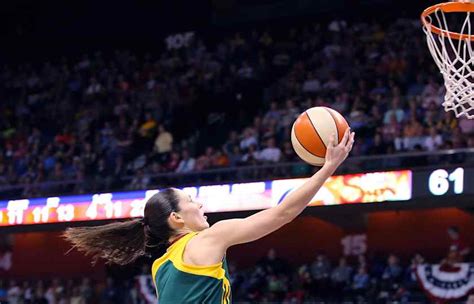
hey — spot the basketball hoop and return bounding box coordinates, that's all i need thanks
[421,1,474,119]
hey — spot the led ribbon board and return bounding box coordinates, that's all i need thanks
[0,170,412,227]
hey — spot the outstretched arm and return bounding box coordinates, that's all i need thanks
[200,129,354,252]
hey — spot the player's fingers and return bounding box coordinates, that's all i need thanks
[339,128,351,147]
[346,132,355,148]
[344,132,355,152]
[328,133,336,148]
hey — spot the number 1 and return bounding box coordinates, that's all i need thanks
[448,168,464,194]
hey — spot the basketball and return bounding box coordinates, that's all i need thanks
[291,107,350,166]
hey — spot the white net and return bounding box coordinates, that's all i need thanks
[423,4,474,119]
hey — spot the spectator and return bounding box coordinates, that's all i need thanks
[332,93,350,114]
[128,169,150,190]
[421,77,443,108]
[0,281,6,304]
[407,74,425,97]
[459,116,474,135]
[302,72,321,93]
[438,112,458,135]
[368,133,389,155]
[69,287,84,304]
[331,257,352,291]
[176,149,196,173]
[212,149,230,168]
[85,77,103,96]
[322,73,341,91]
[240,128,258,152]
[79,278,93,303]
[348,104,368,132]
[452,127,467,149]
[46,278,64,304]
[261,118,278,141]
[139,113,157,139]
[262,102,281,125]
[259,31,273,47]
[100,122,116,151]
[406,97,424,121]
[154,124,173,155]
[237,61,254,79]
[101,278,121,304]
[227,146,243,167]
[468,136,474,148]
[423,127,443,151]
[22,281,33,303]
[404,254,424,292]
[94,158,113,190]
[267,275,288,301]
[310,254,331,298]
[241,145,259,165]
[281,142,297,162]
[256,138,281,163]
[382,254,403,287]
[116,121,133,156]
[258,248,289,276]
[352,267,370,298]
[447,226,471,261]
[383,97,405,125]
[195,147,214,171]
[32,281,47,304]
[402,114,424,150]
[165,151,181,172]
[279,100,300,130]
[223,131,240,156]
[295,264,312,297]
[146,162,164,176]
[7,281,21,304]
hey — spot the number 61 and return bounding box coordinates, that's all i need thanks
[428,168,464,196]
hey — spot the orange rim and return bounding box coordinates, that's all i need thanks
[421,2,474,41]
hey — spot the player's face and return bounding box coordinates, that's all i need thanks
[175,190,209,231]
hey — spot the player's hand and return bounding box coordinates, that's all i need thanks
[324,128,355,170]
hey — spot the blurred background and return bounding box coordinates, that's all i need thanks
[0,0,473,303]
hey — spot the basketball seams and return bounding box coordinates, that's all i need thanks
[294,117,326,157]
[321,107,339,142]
[291,126,325,165]
[293,127,324,159]
[305,111,328,151]
[293,114,326,158]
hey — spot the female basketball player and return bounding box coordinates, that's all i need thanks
[65,129,354,303]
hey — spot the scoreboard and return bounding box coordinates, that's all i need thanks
[413,167,473,197]
[0,166,473,227]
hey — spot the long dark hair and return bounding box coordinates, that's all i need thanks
[64,188,180,265]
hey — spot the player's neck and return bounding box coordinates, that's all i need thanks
[168,229,193,245]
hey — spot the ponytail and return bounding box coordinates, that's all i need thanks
[64,188,181,265]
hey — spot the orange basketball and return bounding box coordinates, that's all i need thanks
[291,106,349,166]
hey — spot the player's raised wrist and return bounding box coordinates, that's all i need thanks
[320,162,338,176]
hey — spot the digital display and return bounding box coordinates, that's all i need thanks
[273,170,412,206]
[0,170,413,227]
[412,166,474,198]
